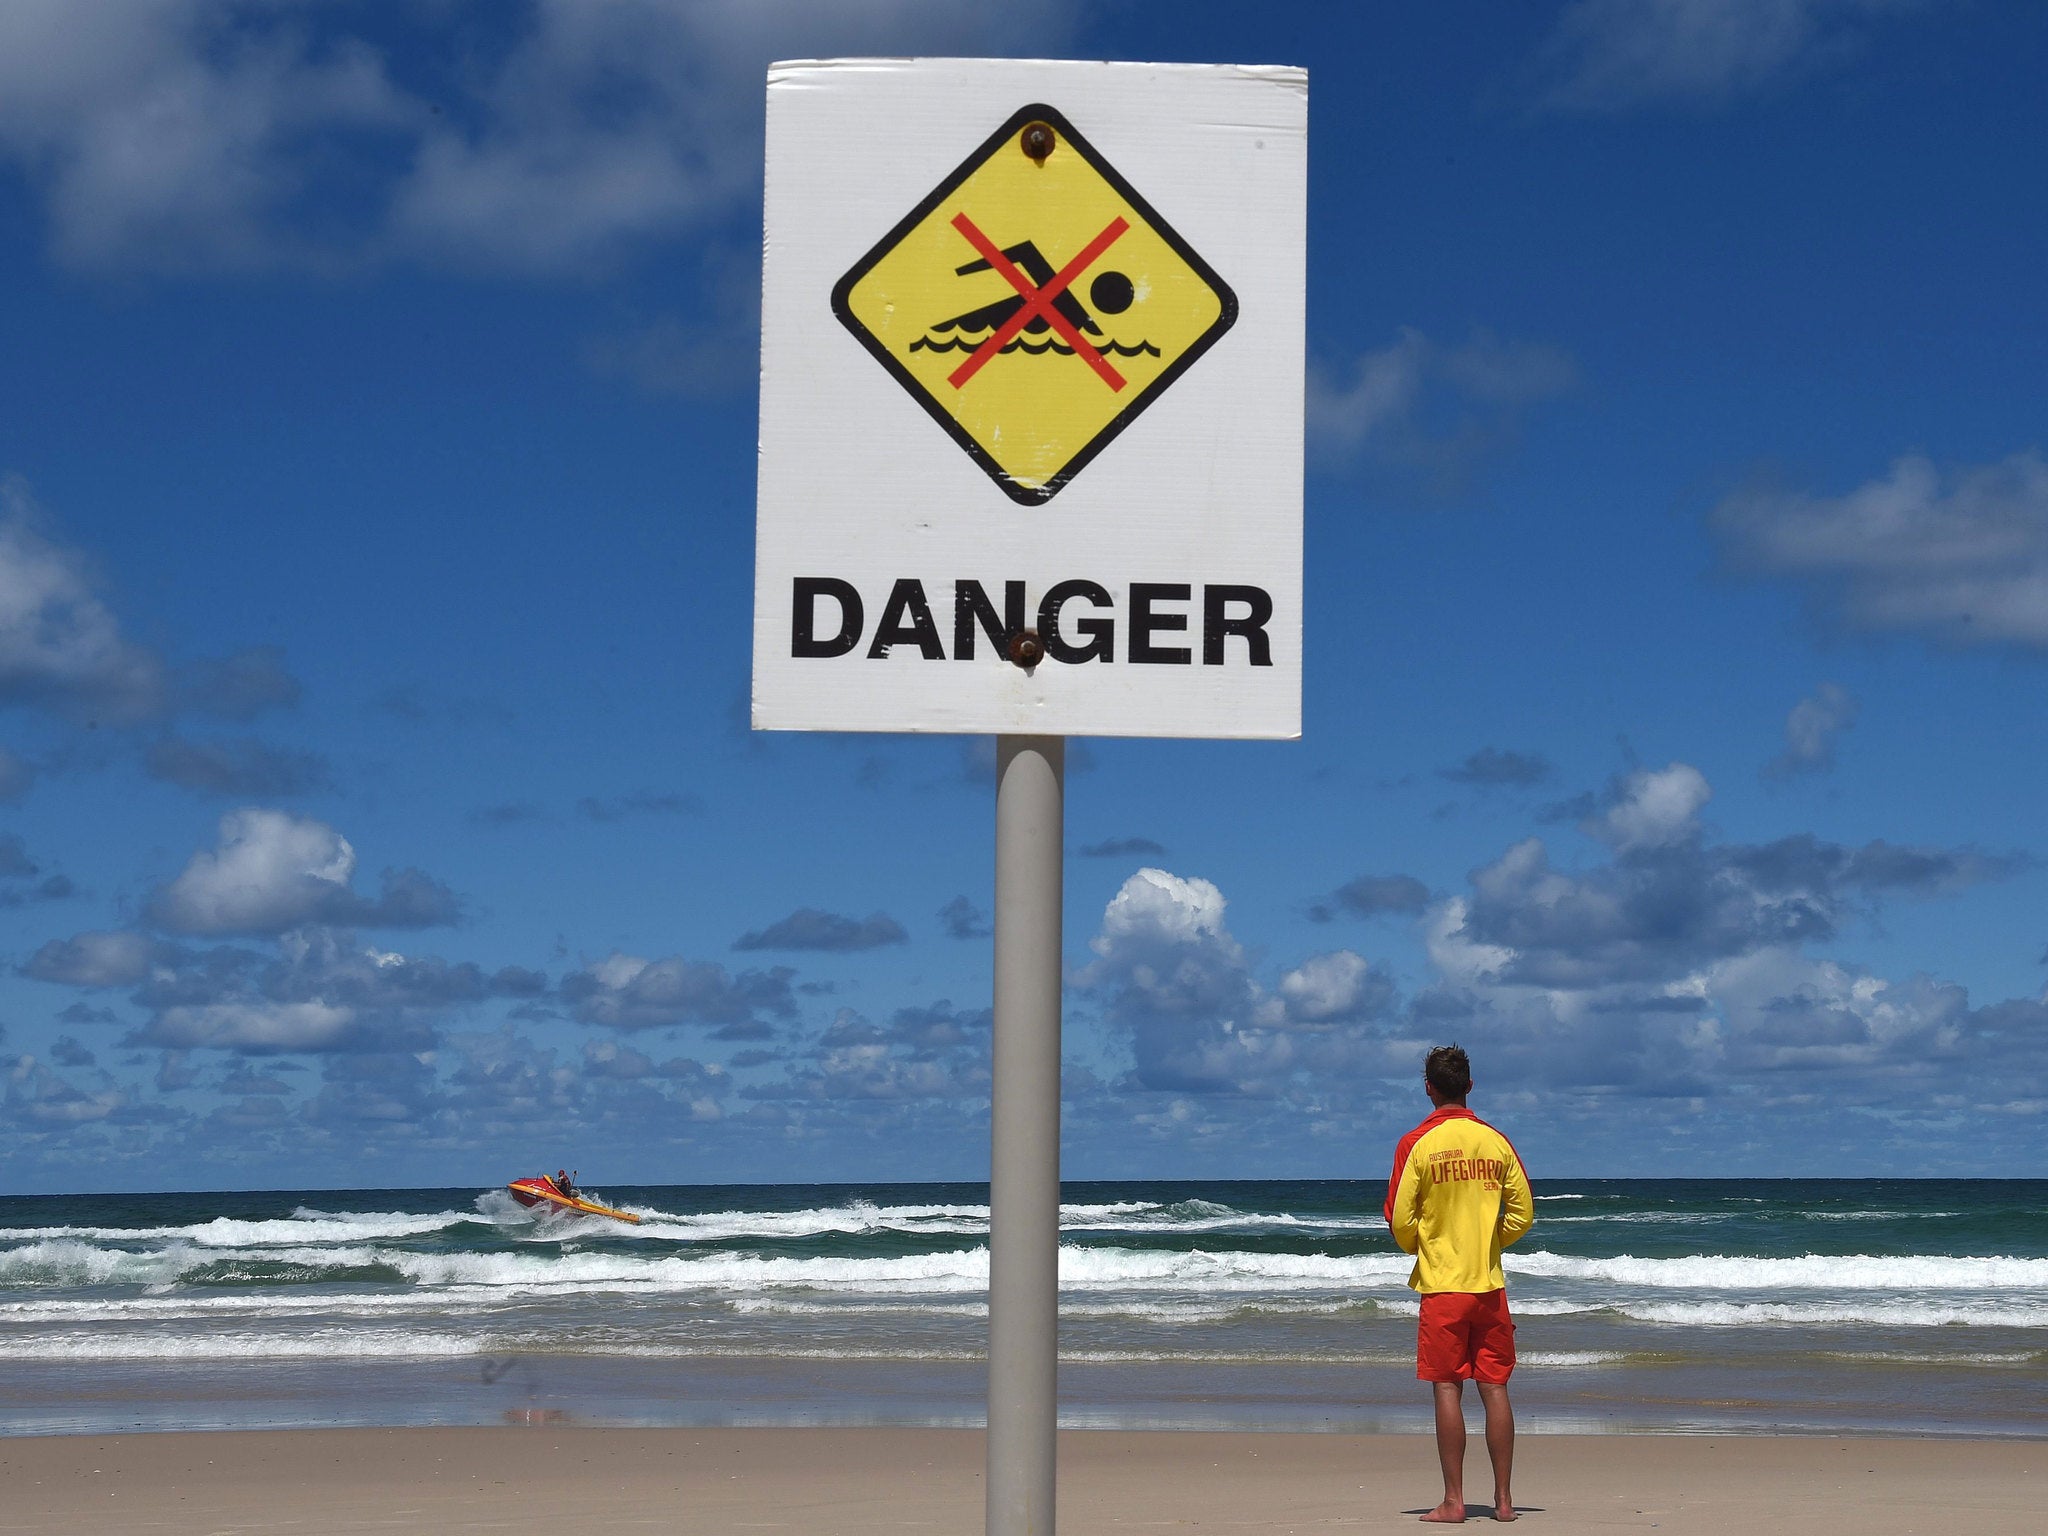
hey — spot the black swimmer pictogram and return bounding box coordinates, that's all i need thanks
[908,239,1160,363]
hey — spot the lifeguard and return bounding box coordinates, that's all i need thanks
[1384,1045,1534,1524]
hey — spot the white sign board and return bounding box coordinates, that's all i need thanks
[753,59,1306,739]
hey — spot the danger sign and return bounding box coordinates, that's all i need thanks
[833,105,1237,504]
[755,60,1306,739]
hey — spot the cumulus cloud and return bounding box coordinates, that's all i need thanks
[1450,811,2023,998]
[0,482,303,735]
[4,1054,131,1128]
[0,0,414,272]
[145,808,460,935]
[1583,762,1713,851]
[1714,452,2048,649]
[1535,0,1916,112]
[146,1000,361,1053]
[1413,764,2038,1105]
[21,929,160,988]
[1276,950,1396,1025]
[1308,328,1576,487]
[433,1025,729,1139]
[1766,682,1857,779]
[1078,870,1403,1094]
[561,950,795,1031]
[734,908,908,953]
[0,477,164,722]
[1078,868,1303,1094]
[0,0,1077,275]
[99,928,538,1055]
[303,1050,445,1130]
[1066,771,2041,1134]
[745,999,991,1103]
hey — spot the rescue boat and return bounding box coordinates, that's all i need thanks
[506,1175,643,1224]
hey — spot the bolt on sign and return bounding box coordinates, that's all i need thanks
[754,60,1306,739]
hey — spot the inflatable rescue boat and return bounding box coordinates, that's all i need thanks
[507,1175,643,1224]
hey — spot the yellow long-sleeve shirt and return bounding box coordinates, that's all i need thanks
[1384,1106,1533,1294]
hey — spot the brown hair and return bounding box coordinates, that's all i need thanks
[1424,1044,1472,1101]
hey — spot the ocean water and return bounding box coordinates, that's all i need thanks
[2,1179,2043,1438]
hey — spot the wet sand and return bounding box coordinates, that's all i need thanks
[1,1425,2038,1533]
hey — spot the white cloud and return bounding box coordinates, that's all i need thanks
[0,0,1078,275]
[1275,950,1383,1023]
[0,0,414,272]
[1308,328,1576,466]
[4,1056,128,1126]
[0,477,164,721]
[1704,946,1967,1073]
[1715,451,2048,649]
[145,808,460,935]
[1536,0,1915,112]
[1424,896,1516,988]
[1,481,302,739]
[1079,870,1403,1096]
[1090,867,1238,958]
[149,1000,359,1053]
[150,808,354,935]
[21,929,159,988]
[562,950,794,1031]
[1588,763,1711,851]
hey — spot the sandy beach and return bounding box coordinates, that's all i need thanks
[1,1426,2038,1534]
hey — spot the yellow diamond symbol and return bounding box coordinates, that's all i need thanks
[833,105,1237,505]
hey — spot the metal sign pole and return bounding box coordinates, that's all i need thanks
[988,733,1064,1536]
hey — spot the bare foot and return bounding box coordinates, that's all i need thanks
[1419,1501,1466,1523]
[1493,1500,1517,1522]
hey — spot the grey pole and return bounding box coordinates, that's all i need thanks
[988,734,1064,1536]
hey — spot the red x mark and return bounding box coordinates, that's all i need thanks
[946,211,1131,392]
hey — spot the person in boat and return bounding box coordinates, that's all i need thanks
[554,1168,577,1199]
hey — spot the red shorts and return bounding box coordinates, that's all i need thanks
[1416,1289,1516,1383]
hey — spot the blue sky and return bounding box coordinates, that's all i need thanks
[3,1,2045,1193]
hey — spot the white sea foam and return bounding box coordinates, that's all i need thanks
[1817,1350,2046,1366]
[0,1291,480,1325]
[4,1209,477,1247]
[10,1231,2048,1307]
[622,1198,1373,1242]
[1505,1250,2048,1290]
[1805,1210,1959,1222]
[0,1239,174,1287]
[1520,1350,1628,1366]
[1605,1299,2048,1328]
[0,1329,476,1361]
[2,1195,1379,1257]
